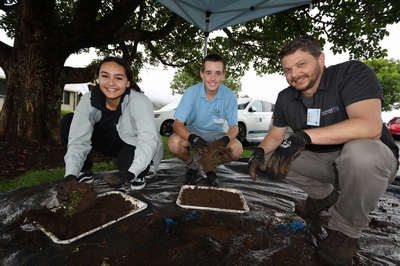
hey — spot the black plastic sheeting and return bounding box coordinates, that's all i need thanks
[0,159,399,266]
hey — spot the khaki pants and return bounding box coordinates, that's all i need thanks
[264,139,398,238]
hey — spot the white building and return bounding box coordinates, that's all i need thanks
[0,73,90,111]
[62,83,90,111]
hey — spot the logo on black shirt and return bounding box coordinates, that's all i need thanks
[321,106,340,116]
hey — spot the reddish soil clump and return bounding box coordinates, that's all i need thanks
[199,140,236,172]
[59,180,97,216]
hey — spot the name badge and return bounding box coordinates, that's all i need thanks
[213,118,225,124]
[307,108,320,126]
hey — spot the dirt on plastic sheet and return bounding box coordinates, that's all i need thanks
[25,193,135,241]
[1,158,400,266]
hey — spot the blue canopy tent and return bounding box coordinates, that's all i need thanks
[157,0,313,55]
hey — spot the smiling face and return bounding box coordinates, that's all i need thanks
[281,49,325,96]
[98,61,130,109]
[200,61,226,93]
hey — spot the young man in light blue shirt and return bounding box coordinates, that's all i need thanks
[168,53,243,186]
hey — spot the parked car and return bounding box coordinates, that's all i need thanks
[387,117,400,138]
[235,97,275,143]
[154,101,180,137]
[154,97,276,143]
[268,113,294,140]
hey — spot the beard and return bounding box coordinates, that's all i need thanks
[291,64,322,92]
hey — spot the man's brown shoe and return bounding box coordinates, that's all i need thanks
[295,189,339,215]
[317,230,358,266]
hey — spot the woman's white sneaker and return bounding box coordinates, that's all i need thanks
[130,177,146,190]
[77,171,94,184]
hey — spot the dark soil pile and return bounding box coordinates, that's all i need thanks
[1,141,399,266]
[25,193,135,241]
[180,186,245,211]
[0,140,111,179]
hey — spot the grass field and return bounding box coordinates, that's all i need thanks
[0,136,252,193]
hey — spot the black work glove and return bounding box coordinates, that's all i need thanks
[56,175,78,203]
[248,147,266,181]
[104,171,135,188]
[188,134,208,155]
[266,130,311,179]
[217,135,230,147]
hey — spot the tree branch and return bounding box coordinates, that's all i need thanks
[62,64,99,84]
[0,1,19,12]
[114,12,184,42]
[146,41,197,68]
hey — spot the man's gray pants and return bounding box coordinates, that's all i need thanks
[264,139,398,238]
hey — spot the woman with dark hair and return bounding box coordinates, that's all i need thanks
[58,56,163,198]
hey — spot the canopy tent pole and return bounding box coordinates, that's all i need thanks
[204,32,209,57]
[203,9,211,57]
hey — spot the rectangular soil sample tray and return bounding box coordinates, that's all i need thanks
[34,191,147,244]
[177,185,249,213]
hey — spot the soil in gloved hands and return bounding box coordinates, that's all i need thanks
[60,180,97,217]
[199,140,236,173]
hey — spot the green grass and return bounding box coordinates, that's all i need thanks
[0,136,252,193]
[60,110,74,116]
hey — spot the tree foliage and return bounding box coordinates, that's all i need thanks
[364,58,400,111]
[0,0,399,141]
[170,69,242,96]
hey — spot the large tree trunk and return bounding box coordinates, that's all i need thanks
[0,0,65,141]
[0,51,64,141]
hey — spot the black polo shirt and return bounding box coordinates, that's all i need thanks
[273,60,399,158]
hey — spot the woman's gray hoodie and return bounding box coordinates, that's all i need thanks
[64,89,163,178]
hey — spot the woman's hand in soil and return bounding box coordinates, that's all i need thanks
[104,171,135,188]
[56,175,78,203]
[188,134,208,155]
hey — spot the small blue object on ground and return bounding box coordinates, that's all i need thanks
[180,210,198,222]
[273,222,305,236]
